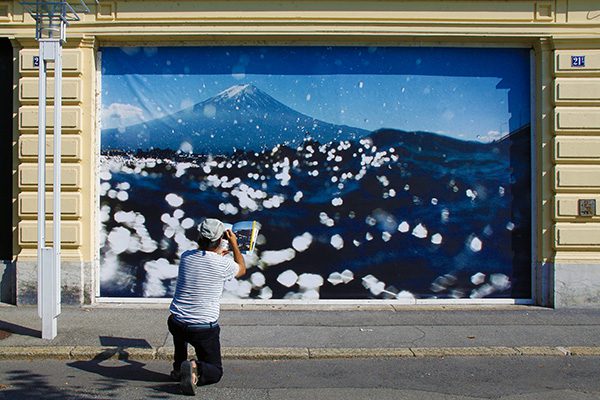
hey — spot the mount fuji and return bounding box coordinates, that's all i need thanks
[101,84,370,153]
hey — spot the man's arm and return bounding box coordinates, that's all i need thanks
[224,229,246,277]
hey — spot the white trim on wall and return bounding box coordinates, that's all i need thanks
[94,49,103,299]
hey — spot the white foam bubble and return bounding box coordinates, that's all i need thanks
[362,274,378,288]
[165,193,184,207]
[179,141,193,154]
[107,227,131,255]
[181,218,195,229]
[258,286,273,299]
[261,248,296,266]
[330,234,344,250]
[114,210,136,224]
[292,232,313,252]
[470,283,495,298]
[250,272,266,287]
[470,272,486,285]
[328,272,343,285]
[361,274,386,296]
[277,269,299,287]
[319,212,335,227]
[441,209,450,223]
[219,202,239,215]
[469,236,483,252]
[369,281,385,296]
[412,223,428,239]
[331,197,343,207]
[490,273,511,291]
[100,182,111,196]
[340,269,354,283]
[143,258,179,297]
[100,171,112,181]
[135,214,145,225]
[173,209,185,219]
[431,233,443,245]
[100,205,111,223]
[236,280,252,298]
[396,290,415,300]
[363,216,376,228]
[223,278,240,295]
[175,163,193,178]
[297,273,324,289]
[398,221,410,233]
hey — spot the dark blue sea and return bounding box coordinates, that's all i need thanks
[99,128,531,300]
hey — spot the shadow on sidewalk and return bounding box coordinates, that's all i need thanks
[99,335,152,348]
[67,346,182,396]
[0,320,40,339]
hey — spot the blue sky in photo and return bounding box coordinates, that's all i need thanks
[101,46,531,142]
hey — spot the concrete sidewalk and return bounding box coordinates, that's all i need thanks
[1,304,600,360]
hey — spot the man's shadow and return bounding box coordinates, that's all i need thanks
[66,336,182,396]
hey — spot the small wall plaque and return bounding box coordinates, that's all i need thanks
[578,199,596,217]
[571,55,586,68]
[33,56,39,68]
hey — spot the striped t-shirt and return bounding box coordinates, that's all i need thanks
[169,249,240,324]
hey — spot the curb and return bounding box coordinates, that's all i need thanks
[1,345,600,361]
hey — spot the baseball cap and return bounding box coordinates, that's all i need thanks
[199,218,225,241]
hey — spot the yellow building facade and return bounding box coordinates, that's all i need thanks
[0,0,599,307]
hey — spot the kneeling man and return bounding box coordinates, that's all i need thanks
[168,218,246,395]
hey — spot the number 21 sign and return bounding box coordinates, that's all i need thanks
[571,55,586,68]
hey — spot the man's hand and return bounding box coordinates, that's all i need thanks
[224,229,238,248]
[224,229,246,277]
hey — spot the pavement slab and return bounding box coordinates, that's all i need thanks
[1,305,600,361]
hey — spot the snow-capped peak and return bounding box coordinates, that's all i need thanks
[216,84,255,99]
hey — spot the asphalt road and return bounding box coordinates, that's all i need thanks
[1,357,600,400]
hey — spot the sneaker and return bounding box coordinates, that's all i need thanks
[180,360,197,395]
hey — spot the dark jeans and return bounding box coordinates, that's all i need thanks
[167,314,223,385]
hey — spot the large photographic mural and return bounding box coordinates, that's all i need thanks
[99,46,532,300]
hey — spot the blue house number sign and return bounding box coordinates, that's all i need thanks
[571,55,586,67]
